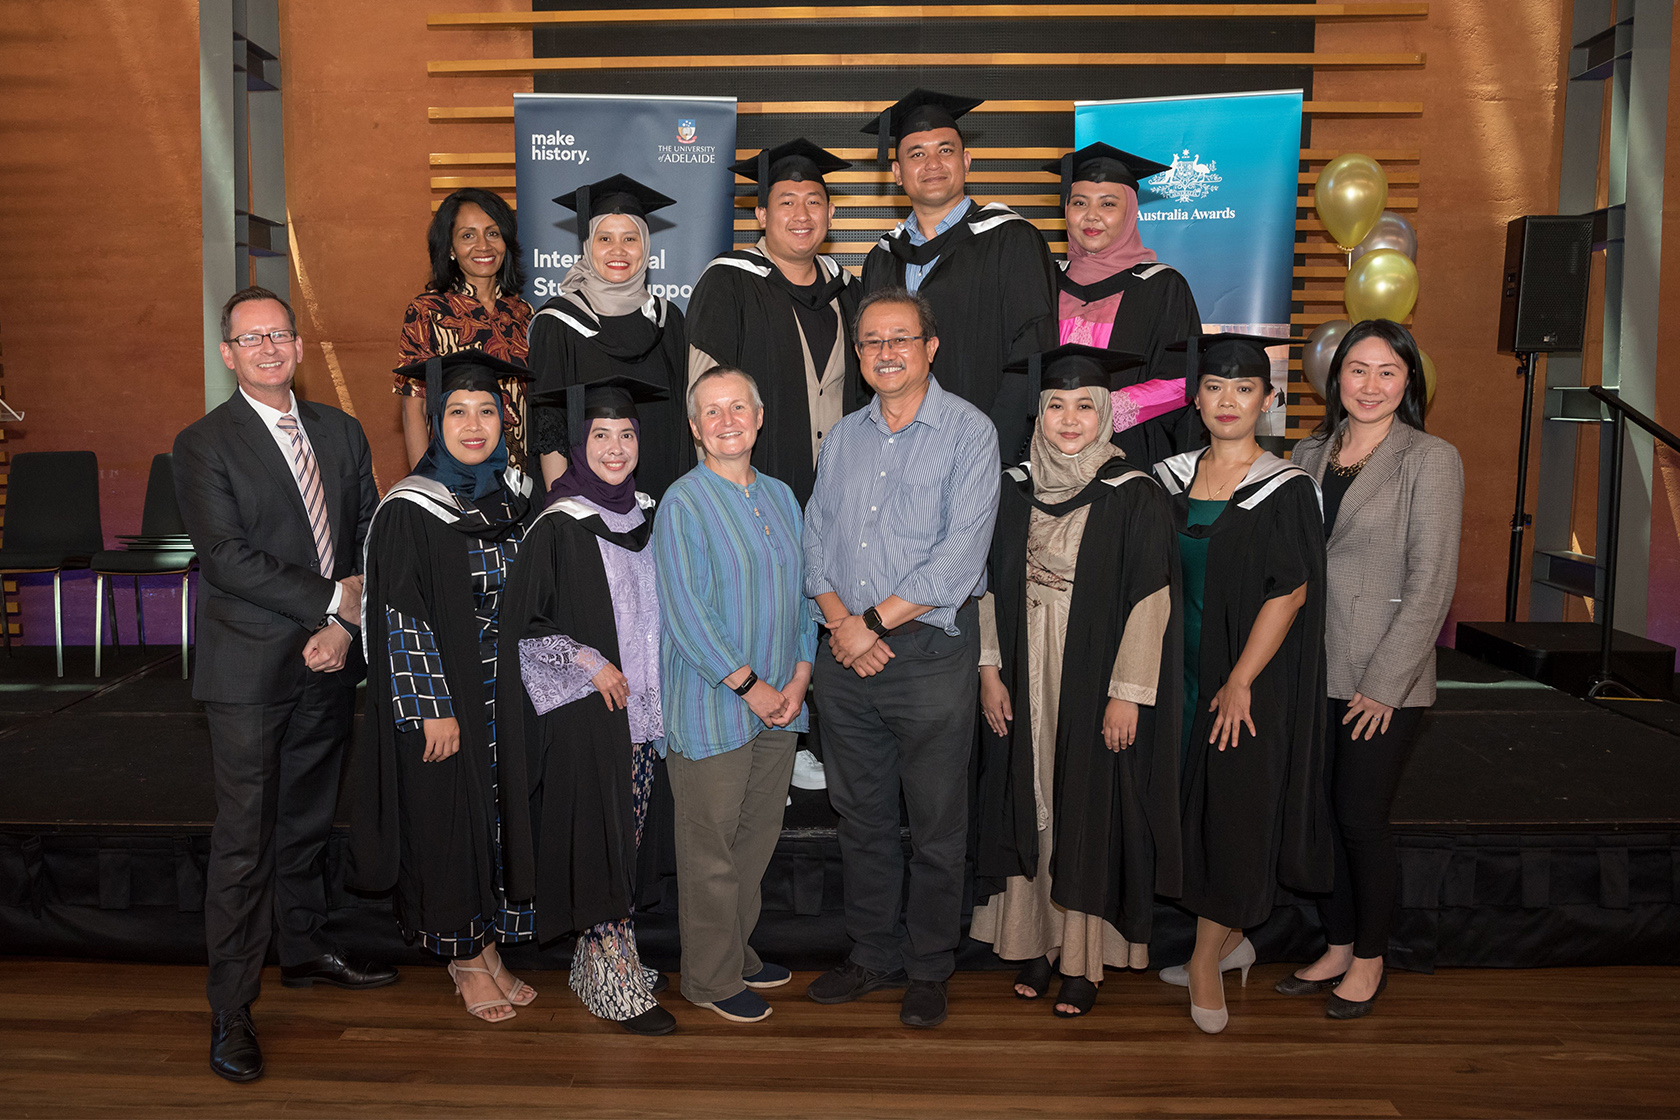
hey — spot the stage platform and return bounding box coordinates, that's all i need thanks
[2,645,1676,975]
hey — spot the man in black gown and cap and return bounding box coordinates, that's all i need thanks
[687,138,862,507]
[860,89,1060,462]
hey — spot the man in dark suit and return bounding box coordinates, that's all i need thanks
[174,286,394,1083]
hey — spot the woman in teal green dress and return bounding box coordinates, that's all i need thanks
[1152,334,1330,1035]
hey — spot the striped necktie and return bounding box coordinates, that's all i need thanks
[275,414,335,578]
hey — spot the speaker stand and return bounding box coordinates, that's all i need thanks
[1504,351,1536,622]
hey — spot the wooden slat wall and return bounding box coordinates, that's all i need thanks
[427,1,1428,443]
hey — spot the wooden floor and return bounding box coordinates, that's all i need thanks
[2,959,1678,1118]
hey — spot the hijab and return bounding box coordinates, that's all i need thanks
[412,386,529,538]
[1030,386,1123,503]
[1060,184,1156,327]
[557,213,653,318]
[545,416,641,515]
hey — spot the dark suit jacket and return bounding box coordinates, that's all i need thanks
[174,390,378,704]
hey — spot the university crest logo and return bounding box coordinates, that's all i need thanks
[1150,150,1223,203]
[677,119,698,144]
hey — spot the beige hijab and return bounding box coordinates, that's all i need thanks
[1026,386,1124,587]
[557,213,653,318]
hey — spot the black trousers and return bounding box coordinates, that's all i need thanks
[203,670,357,1011]
[814,602,980,982]
[1318,697,1425,959]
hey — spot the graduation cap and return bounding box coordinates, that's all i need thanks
[392,348,532,418]
[530,373,670,453]
[1043,142,1173,206]
[1005,343,1146,403]
[1165,333,1282,403]
[730,139,851,209]
[860,88,984,165]
[553,173,677,249]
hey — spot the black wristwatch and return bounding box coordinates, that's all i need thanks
[862,607,889,638]
[732,670,759,697]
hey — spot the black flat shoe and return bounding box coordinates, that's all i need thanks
[648,971,670,995]
[1275,971,1345,996]
[280,950,398,990]
[899,979,948,1028]
[1013,955,1054,1000]
[622,1004,678,1035]
[1051,974,1098,1018]
[209,1007,263,1083]
[1325,971,1388,1019]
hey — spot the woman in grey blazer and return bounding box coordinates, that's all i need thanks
[1281,319,1463,1019]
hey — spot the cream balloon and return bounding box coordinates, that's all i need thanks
[1344,249,1419,324]
[1314,154,1389,251]
[1302,319,1352,400]
[1419,348,1438,406]
[1350,211,1418,265]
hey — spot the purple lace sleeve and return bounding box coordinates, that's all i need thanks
[519,634,608,715]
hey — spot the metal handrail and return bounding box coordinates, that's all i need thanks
[1584,386,1679,698]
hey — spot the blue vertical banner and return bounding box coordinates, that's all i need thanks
[1076,90,1303,435]
[514,93,738,312]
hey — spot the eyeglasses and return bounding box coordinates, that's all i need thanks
[225,330,298,348]
[856,335,929,356]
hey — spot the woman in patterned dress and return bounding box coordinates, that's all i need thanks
[396,188,534,473]
[350,349,540,1023]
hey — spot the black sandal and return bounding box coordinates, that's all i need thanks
[1013,955,1054,1000]
[1052,974,1098,1018]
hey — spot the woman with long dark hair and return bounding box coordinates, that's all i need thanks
[1278,318,1463,1019]
[396,188,533,472]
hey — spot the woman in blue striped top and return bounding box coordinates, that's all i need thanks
[654,365,818,1024]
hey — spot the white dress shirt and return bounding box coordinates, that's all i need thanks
[239,387,344,617]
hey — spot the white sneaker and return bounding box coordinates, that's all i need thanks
[790,749,827,791]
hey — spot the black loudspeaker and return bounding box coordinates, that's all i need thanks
[1497,214,1595,353]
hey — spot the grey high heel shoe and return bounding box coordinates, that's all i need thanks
[1160,936,1255,988]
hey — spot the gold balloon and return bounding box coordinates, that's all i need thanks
[1418,348,1437,406]
[1344,248,1418,324]
[1314,154,1389,251]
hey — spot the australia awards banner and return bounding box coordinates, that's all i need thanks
[514,93,738,313]
[1075,90,1303,437]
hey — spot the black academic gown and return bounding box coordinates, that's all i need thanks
[863,202,1059,461]
[348,470,538,937]
[1154,450,1332,930]
[685,248,864,505]
[1058,260,1205,469]
[527,294,690,501]
[974,457,1184,944]
[496,495,653,944]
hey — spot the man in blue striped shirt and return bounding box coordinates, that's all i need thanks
[802,287,1000,1028]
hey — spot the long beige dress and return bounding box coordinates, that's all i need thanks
[969,474,1169,982]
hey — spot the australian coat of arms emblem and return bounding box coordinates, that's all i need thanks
[1151,150,1223,203]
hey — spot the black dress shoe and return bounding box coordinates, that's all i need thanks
[280,950,399,990]
[806,960,909,1005]
[209,1007,263,1083]
[899,979,948,1028]
[1275,971,1345,996]
[1325,971,1388,1019]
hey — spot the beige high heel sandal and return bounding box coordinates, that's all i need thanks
[487,954,537,1007]
[448,960,516,1022]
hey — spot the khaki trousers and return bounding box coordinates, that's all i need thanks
[667,729,797,1004]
